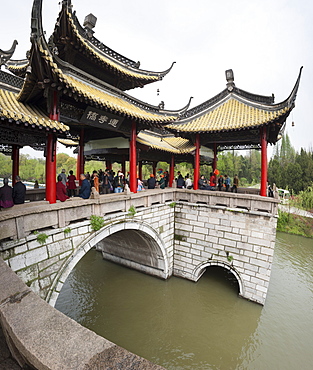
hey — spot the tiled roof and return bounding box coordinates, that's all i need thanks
[137,131,194,153]
[65,10,164,83]
[166,97,290,133]
[30,47,177,124]
[0,88,69,133]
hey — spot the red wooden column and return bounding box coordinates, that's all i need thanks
[46,133,57,203]
[138,160,143,180]
[212,142,217,172]
[12,145,20,186]
[193,133,201,190]
[129,121,137,193]
[106,160,112,170]
[260,126,268,197]
[46,91,58,204]
[169,154,175,188]
[76,128,85,184]
[152,162,157,177]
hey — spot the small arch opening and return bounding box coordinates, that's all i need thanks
[201,266,240,294]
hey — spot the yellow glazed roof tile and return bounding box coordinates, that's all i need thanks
[35,47,176,123]
[166,98,290,132]
[55,71,176,123]
[67,11,159,82]
[0,88,69,132]
[137,131,194,154]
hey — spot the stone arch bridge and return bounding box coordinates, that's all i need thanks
[0,189,278,306]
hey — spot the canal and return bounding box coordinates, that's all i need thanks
[55,232,313,369]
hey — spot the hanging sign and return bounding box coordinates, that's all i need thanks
[80,106,124,131]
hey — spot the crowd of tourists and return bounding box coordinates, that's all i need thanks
[0,169,240,209]
[198,172,239,192]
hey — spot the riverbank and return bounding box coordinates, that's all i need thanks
[277,208,313,238]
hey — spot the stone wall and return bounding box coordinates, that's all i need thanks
[0,202,175,305]
[0,258,165,370]
[0,190,279,306]
[173,202,277,304]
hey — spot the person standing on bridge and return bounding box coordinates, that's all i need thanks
[113,172,124,193]
[13,176,26,204]
[232,175,239,193]
[159,174,165,189]
[58,169,67,187]
[224,175,231,192]
[67,170,77,197]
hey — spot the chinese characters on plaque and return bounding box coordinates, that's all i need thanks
[81,107,124,130]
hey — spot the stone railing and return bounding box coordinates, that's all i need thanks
[0,189,278,243]
[0,258,164,369]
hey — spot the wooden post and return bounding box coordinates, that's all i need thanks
[169,154,175,188]
[193,133,200,190]
[106,160,112,170]
[12,145,20,186]
[129,121,137,193]
[152,161,157,177]
[138,160,143,180]
[260,126,268,196]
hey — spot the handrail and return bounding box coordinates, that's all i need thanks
[0,189,278,243]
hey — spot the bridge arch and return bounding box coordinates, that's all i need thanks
[48,219,169,306]
[192,260,244,297]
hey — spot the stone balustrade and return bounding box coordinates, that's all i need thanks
[0,189,278,243]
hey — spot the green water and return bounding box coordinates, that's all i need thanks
[55,232,313,369]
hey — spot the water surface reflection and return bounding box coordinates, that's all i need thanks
[56,232,313,369]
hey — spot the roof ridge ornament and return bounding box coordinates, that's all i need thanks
[83,13,97,39]
[0,40,18,67]
[225,69,235,91]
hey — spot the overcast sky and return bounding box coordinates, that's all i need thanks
[1,0,312,158]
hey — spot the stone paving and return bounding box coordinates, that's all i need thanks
[0,324,22,369]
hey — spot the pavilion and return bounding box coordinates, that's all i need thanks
[0,0,302,202]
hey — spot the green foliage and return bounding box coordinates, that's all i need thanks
[36,233,49,245]
[227,255,234,262]
[277,210,313,238]
[174,234,185,241]
[90,215,105,231]
[168,202,176,208]
[268,134,313,194]
[63,227,71,235]
[84,160,106,175]
[293,185,313,211]
[128,205,136,217]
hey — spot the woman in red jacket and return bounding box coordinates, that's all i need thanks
[56,175,69,202]
[67,170,77,197]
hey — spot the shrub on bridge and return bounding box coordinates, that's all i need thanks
[90,215,105,231]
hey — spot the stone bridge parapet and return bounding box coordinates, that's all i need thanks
[0,189,279,368]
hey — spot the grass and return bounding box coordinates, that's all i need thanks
[277,210,313,238]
